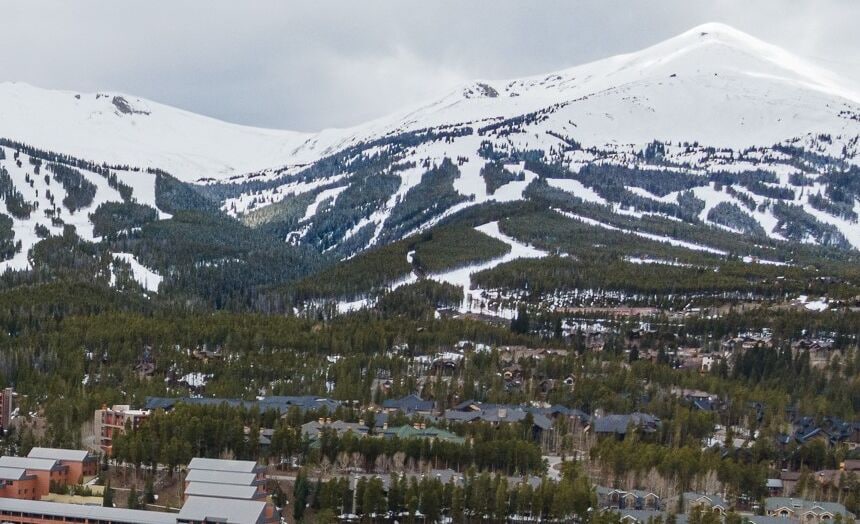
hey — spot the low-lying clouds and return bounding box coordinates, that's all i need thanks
[1,0,857,130]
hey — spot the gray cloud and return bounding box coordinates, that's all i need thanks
[1,0,857,130]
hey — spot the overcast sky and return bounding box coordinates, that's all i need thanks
[2,0,858,131]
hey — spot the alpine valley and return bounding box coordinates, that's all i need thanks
[0,23,859,316]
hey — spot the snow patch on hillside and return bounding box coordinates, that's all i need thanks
[111,252,163,292]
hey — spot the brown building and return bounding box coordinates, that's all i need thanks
[0,388,15,432]
[94,404,150,456]
[27,448,98,482]
[0,457,68,499]
[0,467,39,500]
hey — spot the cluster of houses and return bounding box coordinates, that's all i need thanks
[596,488,855,524]
[778,414,860,450]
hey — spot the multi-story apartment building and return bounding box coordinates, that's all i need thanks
[93,404,150,456]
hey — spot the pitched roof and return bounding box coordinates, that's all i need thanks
[0,466,29,481]
[442,404,552,430]
[382,394,434,413]
[0,497,174,523]
[184,482,262,500]
[0,456,61,471]
[765,497,854,517]
[144,395,341,414]
[593,413,660,435]
[187,457,262,474]
[383,425,465,444]
[178,496,266,524]
[27,447,91,462]
[683,492,728,509]
[185,469,259,486]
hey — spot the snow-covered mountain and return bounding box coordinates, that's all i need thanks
[0,22,858,274]
[217,23,860,253]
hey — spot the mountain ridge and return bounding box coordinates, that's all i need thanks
[0,23,858,288]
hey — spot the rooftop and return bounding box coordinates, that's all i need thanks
[185,469,259,486]
[0,466,29,481]
[184,482,261,501]
[187,457,262,474]
[178,496,266,524]
[0,456,61,471]
[28,447,91,462]
[0,497,174,524]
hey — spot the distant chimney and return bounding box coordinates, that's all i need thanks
[499,408,507,419]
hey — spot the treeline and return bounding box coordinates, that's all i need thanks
[295,464,597,523]
[109,402,545,476]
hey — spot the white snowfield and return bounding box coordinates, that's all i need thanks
[0,147,165,271]
[111,252,163,292]
[0,22,858,267]
[0,23,855,185]
[337,221,547,315]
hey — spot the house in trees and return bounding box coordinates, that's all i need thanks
[381,394,435,416]
[93,404,151,456]
[597,487,662,510]
[615,509,670,523]
[301,419,369,439]
[0,388,15,433]
[381,424,465,444]
[443,401,553,440]
[765,497,855,522]
[680,492,729,515]
[587,412,661,439]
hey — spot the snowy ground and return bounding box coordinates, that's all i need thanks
[337,221,547,316]
[111,252,163,292]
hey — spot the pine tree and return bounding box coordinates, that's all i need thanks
[293,469,310,521]
[126,485,139,510]
[102,480,114,507]
[144,475,155,504]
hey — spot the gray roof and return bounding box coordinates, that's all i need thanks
[178,496,266,524]
[683,492,728,509]
[765,497,854,517]
[185,469,259,486]
[593,413,660,435]
[0,456,61,471]
[0,466,29,480]
[617,509,668,523]
[746,517,791,524]
[145,395,340,414]
[442,404,552,430]
[382,394,434,413]
[187,457,262,474]
[302,420,368,439]
[184,482,261,500]
[28,447,92,462]
[0,497,175,523]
